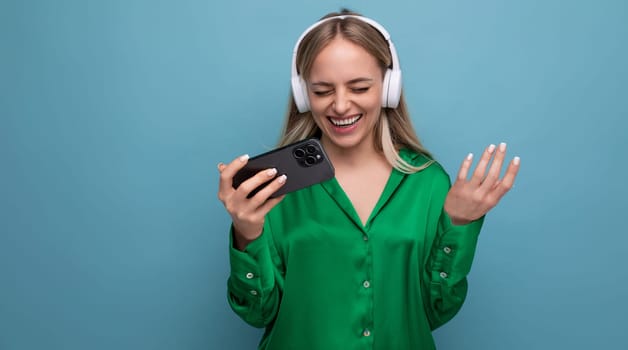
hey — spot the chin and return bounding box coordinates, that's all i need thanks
[323,132,373,152]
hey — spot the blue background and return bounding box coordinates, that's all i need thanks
[1,0,626,349]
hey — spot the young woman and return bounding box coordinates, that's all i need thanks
[217,9,520,349]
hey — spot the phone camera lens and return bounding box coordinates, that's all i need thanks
[305,145,317,154]
[305,155,317,166]
[293,148,306,158]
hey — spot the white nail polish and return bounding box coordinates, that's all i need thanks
[267,168,277,176]
[488,144,496,153]
[513,156,520,165]
[278,175,287,184]
[499,142,507,152]
[239,154,249,162]
[467,153,473,160]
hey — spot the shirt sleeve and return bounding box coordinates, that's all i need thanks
[226,220,284,328]
[423,208,485,330]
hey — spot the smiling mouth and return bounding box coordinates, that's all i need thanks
[328,114,362,127]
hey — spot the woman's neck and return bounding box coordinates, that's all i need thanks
[321,135,389,172]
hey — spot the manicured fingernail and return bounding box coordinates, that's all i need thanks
[488,144,496,153]
[513,156,520,165]
[278,175,287,184]
[466,153,473,160]
[267,168,277,176]
[217,162,224,170]
[239,154,249,162]
[499,142,507,152]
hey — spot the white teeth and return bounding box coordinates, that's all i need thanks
[329,115,362,127]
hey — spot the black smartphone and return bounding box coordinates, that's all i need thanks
[232,138,335,198]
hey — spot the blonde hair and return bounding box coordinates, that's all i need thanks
[278,10,434,173]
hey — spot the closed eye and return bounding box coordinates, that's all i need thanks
[351,87,370,93]
[312,90,333,96]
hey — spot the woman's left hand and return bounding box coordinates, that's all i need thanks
[444,142,520,225]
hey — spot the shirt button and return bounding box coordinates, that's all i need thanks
[250,290,258,296]
[443,247,452,254]
[363,280,371,288]
[439,272,448,279]
[245,272,254,279]
[363,235,369,241]
[363,329,371,337]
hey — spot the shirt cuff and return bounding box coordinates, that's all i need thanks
[431,215,485,286]
[228,226,274,300]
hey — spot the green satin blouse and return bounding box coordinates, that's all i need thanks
[227,150,484,349]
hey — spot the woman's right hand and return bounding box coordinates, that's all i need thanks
[217,154,287,251]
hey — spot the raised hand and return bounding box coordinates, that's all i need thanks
[444,143,520,225]
[217,154,287,250]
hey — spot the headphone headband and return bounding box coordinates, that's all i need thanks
[290,15,403,113]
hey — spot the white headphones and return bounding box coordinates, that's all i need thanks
[290,15,403,113]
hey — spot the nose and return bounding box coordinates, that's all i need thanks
[332,89,351,115]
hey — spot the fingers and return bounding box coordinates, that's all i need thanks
[447,143,520,222]
[250,174,287,203]
[234,168,281,202]
[217,152,288,217]
[494,156,520,197]
[470,144,496,186]
[455,153,474,182]
[217,154,250,196]
[480,142,507,191]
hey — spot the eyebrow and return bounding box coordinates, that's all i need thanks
[310,77,374,87]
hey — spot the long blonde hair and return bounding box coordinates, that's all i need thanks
[278,10,434,173]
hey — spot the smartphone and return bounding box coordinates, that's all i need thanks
[232,138,335,198]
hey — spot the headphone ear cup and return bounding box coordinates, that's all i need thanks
[381,69,392,108]
[291,75,310,113]
[382,68,402,108]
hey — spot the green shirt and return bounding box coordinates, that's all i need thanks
[227,150,484,349]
